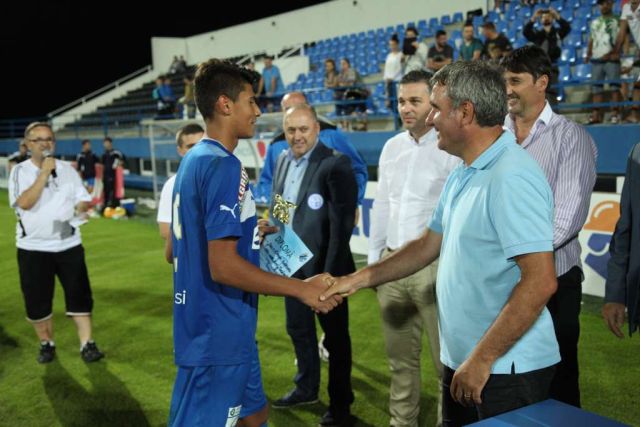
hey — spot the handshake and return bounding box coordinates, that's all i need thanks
[300,273,362,314]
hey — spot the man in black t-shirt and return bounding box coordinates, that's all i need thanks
[99,137,125,209]
[76,139,100,194]
[427,30,454,72]
[481,22,513,60]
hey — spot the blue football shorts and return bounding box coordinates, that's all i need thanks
[168,343,266,426]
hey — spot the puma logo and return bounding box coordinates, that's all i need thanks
[220,203,238,218]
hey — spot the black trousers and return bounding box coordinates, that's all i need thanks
[284,296,354,414]
[103,177,119,208]
[546,266,583,407]
[442,365,555,426]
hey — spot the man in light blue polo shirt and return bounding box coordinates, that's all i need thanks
[322,61,560,425]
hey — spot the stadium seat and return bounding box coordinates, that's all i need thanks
[441,15,451,25]
[429,17,439,28]
[560,47,577,65]
[574,63,592,81]
[560,9,574,22]
[576,5,593,20]
[453,12,464,23]
[559,64,572,82]
[564,32,583,48]
[487,11,499,22]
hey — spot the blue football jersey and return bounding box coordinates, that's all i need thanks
[171,138,260,366]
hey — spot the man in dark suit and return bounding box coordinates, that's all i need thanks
[270,104,357,427]
[603,142,640,338]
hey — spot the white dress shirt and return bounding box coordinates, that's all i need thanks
[368,128,460,264]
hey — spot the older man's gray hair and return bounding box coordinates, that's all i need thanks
[430,61,507,127]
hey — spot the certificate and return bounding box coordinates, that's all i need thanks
[259,194,313,277]
[260,224,313,277]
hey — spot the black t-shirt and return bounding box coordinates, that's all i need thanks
[483,33,513,58]
[100,149,125,180]
[76,150,100,179]
[427,44,454,62]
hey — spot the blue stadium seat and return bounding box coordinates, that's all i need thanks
[574,63,592,81]
[564,32,583,48]
[574,17,589,33]
[560,47,577,65]
[549,0,564,11]
[567,0,581,9]
[559,64,572,82]
[441,15,451,25]
[472,15,484,28]
[418,19,427,28]
[429,17,439,27]
[487,11,500,22]
[576,5,593,19]
[560,8,574,22]
[453,12,464,23]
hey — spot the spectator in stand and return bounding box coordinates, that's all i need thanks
[459,23,484,61]
[176,55,187,74]
[619,0,640,122]
[427,30,454,72]
[524,8,571,63]
[100,137,125,210]
[324,58,339,89]
[153,75,176,119]
[402,27,428,73]
[178,74,196,119]
[168,56,180,74]
[8,141,30,171]
[257,55,285,112]
[337,58,368,130]
[481,22,513,60]
[524,8,572,106]
[75,139,100,195]
[383,34,403,116]
[586,0,622,124]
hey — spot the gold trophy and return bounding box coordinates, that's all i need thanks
[272,194,296,224]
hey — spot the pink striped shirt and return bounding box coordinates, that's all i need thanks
[505,102,597,277]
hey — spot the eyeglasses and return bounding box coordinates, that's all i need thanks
[26,137,55,143]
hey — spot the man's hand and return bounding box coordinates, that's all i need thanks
[550,8,560,20]
[301,273,343,314]
[320,274,361,301]
[257,218,279,244]
[602,302,626,338]
[450,355,492,406]
[42,157,56,176]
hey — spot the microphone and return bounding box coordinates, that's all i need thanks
[42,150,57,178]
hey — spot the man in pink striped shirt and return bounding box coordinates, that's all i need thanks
[502,45,597,408]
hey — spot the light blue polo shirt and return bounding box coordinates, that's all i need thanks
[429,131,560,374]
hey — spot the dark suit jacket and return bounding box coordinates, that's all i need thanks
[273,142,357,279]
[605,143,640,336]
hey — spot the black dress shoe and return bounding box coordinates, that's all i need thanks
[318,410,354,427]
[272,388,318,408]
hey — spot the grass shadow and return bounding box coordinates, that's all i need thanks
[43,361,151,427]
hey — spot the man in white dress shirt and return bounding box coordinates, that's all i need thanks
[368,70,460,427]
[157,123,204,243]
